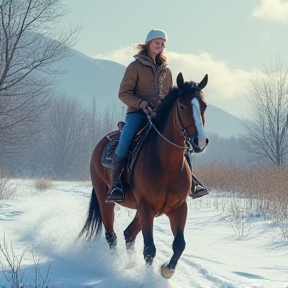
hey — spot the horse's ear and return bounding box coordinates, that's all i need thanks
[176,72,184,89]
[198,74,208,90]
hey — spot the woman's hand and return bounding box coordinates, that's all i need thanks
[138,100,149,110]
[139,100,156,119]
[143,106,156,119]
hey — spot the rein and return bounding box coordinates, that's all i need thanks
[149,119,191,149]
[147,99,194,151]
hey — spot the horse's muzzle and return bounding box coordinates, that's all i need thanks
[191,137,209,153]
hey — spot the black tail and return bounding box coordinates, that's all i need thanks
[78,188,103,240]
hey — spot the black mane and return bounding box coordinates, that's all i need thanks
[152,83,199,132]
[152,88,180,131]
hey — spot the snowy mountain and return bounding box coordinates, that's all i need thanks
[55,49,126,110]
[205,105,244,138]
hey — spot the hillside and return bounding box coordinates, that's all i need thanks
[56,50,126,109]
[205,105,244,138]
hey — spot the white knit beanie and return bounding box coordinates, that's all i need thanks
[145,29,167,43]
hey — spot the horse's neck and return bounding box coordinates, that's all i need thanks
[155,110,185,169]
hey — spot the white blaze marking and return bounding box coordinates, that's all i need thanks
[192,98,206,150]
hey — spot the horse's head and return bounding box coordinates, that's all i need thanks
[153,73,209,153]
[174,72,209,153]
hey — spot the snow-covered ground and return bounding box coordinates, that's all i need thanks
[0,179,287,288]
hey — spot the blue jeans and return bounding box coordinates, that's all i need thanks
[115,110,148,159]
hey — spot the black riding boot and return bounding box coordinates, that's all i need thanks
[105,155,126,203]
[184,153,209,199]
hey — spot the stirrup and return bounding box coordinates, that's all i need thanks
[106,179,125,203]
[189,182,209,199]
[190,173,209,199]
[193,184,209,199]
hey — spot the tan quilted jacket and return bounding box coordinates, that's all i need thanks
[118,55,173,113]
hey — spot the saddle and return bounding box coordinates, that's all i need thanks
[101,121,151,172]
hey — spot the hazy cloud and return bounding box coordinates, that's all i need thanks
[92,46,254,118]
[252,0,288,23]
[92,45,136,66]
[167,51,251,100]
[92,46,251,100]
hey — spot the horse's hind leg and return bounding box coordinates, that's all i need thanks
[101,203,118,249]
[161,201,187,279]
[105,229,117,250]
[93,178,117,249]
[123,210,141,251]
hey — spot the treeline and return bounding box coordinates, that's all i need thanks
[193,132,250,168]
[1,94,251,181]
[3,95,124,180]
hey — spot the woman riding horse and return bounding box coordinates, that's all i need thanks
[106,28,208,203]
[79,71,209,279]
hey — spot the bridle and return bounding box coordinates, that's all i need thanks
[147,86,202,151]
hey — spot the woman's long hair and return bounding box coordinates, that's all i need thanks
[135,42,167,66]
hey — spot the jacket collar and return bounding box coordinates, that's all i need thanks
[135,55,167,70]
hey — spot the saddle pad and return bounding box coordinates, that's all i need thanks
[107,130,121,141]
[101,124,152,169]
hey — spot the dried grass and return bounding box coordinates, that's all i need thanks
[195,164,288,239]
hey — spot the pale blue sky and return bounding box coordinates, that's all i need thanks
[62,0,288,118]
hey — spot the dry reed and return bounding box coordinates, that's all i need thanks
[195,164,288,239]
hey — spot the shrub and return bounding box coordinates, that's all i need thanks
[34,178,53,192]
[0,236,50,288]
[0,167,16,200]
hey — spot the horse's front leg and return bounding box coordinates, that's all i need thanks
[123,210,141,251]
[162,201,187,279]
[138,201,156,265]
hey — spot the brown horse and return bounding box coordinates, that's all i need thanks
[79,72,209,279]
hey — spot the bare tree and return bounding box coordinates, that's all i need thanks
[89,99,125,151]
[241,57,288,166]
[48,95,89,179]
[0,0,78,163]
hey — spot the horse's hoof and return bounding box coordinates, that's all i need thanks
[145,257,153,266]
[160,261,175,279]
[126,241,135,252]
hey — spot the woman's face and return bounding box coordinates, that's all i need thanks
[149,38,166,56]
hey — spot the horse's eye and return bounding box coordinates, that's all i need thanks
[179,105,185,110]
